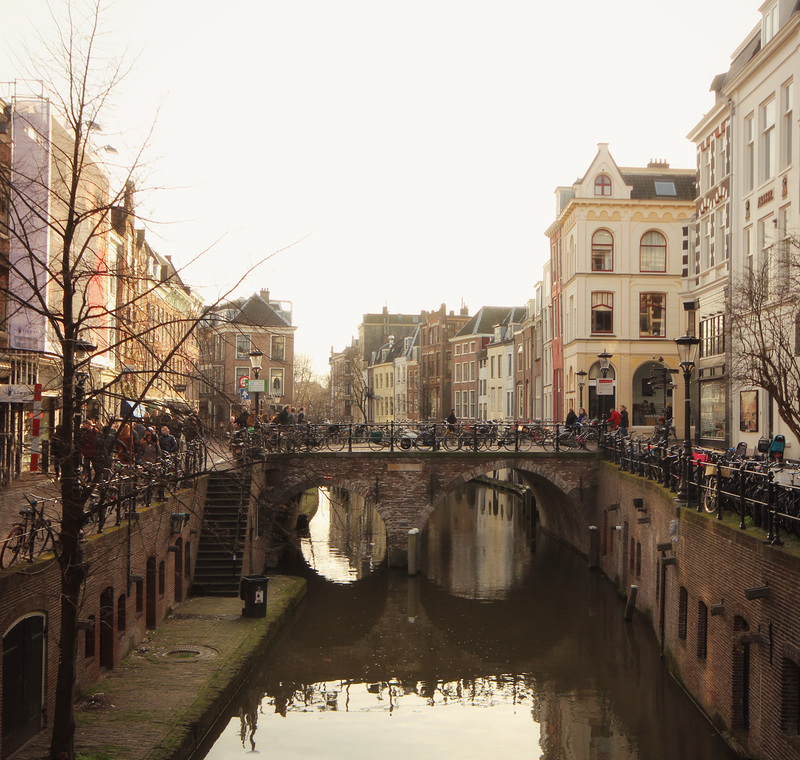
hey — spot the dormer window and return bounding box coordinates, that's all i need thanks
[594,174,612,196]
[763,2,779,45]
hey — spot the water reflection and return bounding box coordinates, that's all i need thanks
[299,487,386,582]
[422,477,533,599]
[196,482,741,760]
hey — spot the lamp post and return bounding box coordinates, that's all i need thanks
[596,349,613,420]
[576,369,587,410]
[675,333,700,503]
[248,348,263,422]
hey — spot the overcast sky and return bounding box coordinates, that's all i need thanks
[1,0,762,373]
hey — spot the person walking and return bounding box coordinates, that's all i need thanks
[619,405,629,437]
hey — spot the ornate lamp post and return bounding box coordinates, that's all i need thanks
[596,349,613,420]
[675,333,700,503]
[576,369,587,410]
[248,348,264,422]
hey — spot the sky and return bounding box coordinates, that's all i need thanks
[1,0,763,374]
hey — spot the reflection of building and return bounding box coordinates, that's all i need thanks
[545,144,695,426]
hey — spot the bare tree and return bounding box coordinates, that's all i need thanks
[293,352,330,421]
[0,3,275,757]
[728,234,800,442]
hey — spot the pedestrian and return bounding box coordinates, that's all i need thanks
[609,407,621,431]
[297,407,306,424]
[79,419,100,480]
[50,423,66,478]
[577,407,588,425]
[159,425,178,456]
[619,404,629,436]
[288,407,297,424]
[139,430,161,465]
[278,405,291,426]
[446,408,457,432]
[565,408,578,429]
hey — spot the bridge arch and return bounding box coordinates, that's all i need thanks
[258,452,598,566]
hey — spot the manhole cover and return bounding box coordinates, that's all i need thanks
[148,644,220,663]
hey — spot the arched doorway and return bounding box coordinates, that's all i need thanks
[2,614,46,755]
[632,361,674,426]
[588,362,616,421]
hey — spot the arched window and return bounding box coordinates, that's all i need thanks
[591,230,614,271]
[595,173,612,196]
[640,230,667,272]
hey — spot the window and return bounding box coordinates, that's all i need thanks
[699,379,727,440]
[715,132,727,182]
[700,147,711,191]
[591,229,614,271]
[591,292,613,334]
[761,98,776,182]
[639,293,666,337]
[235,334,251,359]
[640,230,667,272]
[715,207,726,262]
[270,368,284,397]
[701,218,712,270]
[654,181,677,196]
[763,1,779,45]
[699,314,725,358]
[271,335,285,361]
[782,80,793,168]
[594,174,612,196]
[455,363,461,382]
[745,115,755,192]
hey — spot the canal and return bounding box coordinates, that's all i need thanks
[195,479,741,759]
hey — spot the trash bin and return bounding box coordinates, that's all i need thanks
[239,575,268,618]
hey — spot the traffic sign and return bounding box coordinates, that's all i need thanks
[239,387,250,401]
[238,375,249,389]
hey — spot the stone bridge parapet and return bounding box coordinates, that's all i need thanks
[259,451,599,565]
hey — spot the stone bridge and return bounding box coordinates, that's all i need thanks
[258,450,599,565]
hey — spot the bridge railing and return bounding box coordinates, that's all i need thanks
[601,433,800,543]
[228,420,601,455]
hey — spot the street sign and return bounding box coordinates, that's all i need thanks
[238,375,249,389]
[248,378,265,393]
[239,387,250,401]
[596,377,614,396]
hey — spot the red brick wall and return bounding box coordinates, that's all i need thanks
[597,461,800,760]
[0,477,206,756]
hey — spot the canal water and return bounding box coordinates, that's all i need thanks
[195,480,741,760]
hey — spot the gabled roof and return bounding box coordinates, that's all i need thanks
[222,292,292,328]
[455,306,526,338]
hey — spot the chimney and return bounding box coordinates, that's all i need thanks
[260,289,270,302]
[647,159,670,169]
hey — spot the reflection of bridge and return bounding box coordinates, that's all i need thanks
[259,450,599,565]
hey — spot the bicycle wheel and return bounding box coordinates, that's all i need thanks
[35,521,54,557]
[516,433,533,452]
[442,432,461,451]
[703,476,717,513]
[582,430,599,452]
[0,526,25,569]
[325,431,347,452]
[368,430,386,451]
[501,433,518,451]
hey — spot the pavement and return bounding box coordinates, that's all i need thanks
[10,576,307,760]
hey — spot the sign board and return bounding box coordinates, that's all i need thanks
[239,388,250,402]
[596,378,615,396]
[238,375,250,389]
[248,379,265,393]
[0,384,35,403]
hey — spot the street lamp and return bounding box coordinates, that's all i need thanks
[248,348,263,422]
[576,369,588,410]
[596,349,613,420]
[675,333,700,503]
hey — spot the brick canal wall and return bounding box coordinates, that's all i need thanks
[0,477,207,758]
[597,460,800,760]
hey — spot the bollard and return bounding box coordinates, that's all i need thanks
[624,585,638,621]
[588,525,599,569]
[408,528,420,576]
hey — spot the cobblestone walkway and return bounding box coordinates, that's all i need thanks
[10,577,306,760]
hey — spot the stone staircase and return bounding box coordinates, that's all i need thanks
[192,468,251,596]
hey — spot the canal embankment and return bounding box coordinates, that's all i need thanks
[9,576,306,760]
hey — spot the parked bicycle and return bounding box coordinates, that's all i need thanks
[0,494,59,569]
